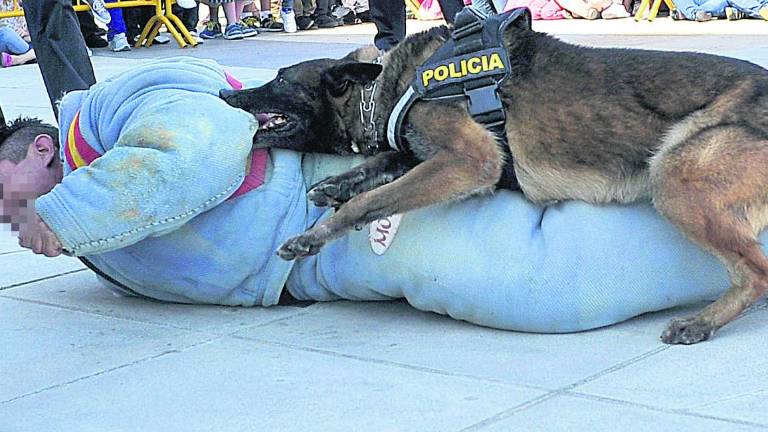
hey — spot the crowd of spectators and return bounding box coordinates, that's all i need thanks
[2,0,768,60]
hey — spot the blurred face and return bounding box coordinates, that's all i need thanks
[0,134,63,231]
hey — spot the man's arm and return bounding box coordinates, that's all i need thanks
[36,92,259,256]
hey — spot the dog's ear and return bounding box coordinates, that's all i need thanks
[325,62,383,97]
[504,7,532,32]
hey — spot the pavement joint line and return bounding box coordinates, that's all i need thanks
[222,306,326,336]
[563,390,768,430]
[0,268,88,291]
[229,334,553,394]
[685,387,768,412]
[0,336,223,405]
[457,345,671,431]
[0,250,25,256]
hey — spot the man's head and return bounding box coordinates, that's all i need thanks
[0,117,62,229]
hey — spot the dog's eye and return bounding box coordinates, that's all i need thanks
[276,76,286,84]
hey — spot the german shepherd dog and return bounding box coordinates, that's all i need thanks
[221,9,768,344]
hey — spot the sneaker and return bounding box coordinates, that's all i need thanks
[260,15,284,32]
[331,5,352,19]
[296,16,315,30]
[242,16,261,29]
[694,10,713,21]
[153,34,171,44]
[315,14,340,28]
[81,0,111,25]
[343,10,362,24]
[281,9,297,33]
[188,30,204,43]
[585,7,600,19]
[239,22,259,38]
[670,9,686,19]
[760,6,768,20]
[84,33,108,48]
[223,23,244,40]
[199,21,222,39]
[176,0,196,8]
[108,33,131,52]
[725,6,746,20]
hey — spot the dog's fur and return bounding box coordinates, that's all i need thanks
[222,10,768,344]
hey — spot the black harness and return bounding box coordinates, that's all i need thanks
[386,7,526,189]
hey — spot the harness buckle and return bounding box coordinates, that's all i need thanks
[464,82,503,118]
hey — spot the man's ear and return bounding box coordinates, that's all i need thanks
[325,62,383,97]
[29,134,57,167]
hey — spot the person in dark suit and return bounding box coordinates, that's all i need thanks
[370,0,465,51]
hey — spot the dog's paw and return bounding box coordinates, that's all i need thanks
[277,235,325,261]
[660,317,716,345]
[307,183,344,208]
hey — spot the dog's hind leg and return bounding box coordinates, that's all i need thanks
[651,125,768,344]
[307,151,420,208]
[277,104,505,260]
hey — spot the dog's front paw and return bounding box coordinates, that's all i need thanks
[660,317,716,345]
[277,234,326,261]
[307,183,344,208]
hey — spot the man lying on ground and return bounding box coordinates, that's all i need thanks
[0,57,742,333]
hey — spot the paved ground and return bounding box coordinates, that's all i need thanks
[3,18,768,432]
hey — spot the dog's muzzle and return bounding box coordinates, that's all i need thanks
[219,89,237,102]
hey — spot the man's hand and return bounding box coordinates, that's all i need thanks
[17,207,63,257]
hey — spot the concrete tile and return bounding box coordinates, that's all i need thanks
[0,231,22,254]
[577,306,768,413]
[2,270,309,333]
[0,297,204,403]
[0,248,85,289]
[690,390,768,426]
[233,300,702,390]
[475,395,762,432]
[0,336,544,432]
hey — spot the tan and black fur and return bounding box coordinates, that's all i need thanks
[221,10,768,344]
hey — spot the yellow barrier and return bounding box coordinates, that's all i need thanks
[0,0,198,48]
[634,0,677,21]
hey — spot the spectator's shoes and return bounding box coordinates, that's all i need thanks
[242,16,261,29]
[670,9,686,19]
[343,11,362,24]
[586,8,600,19]
[725,6,746,20]
[199,22,223,39]
[224,23,245,40]
[109,33,131,52]
[239,23,259,38]
[296,16,315,30]
[694,10,713,21]
[188,30,204,43]
[281,9,298,33]
[82,0,111,25]
[1,52,12,68]
[176,0,197,9]
[315,14,341,28]
[260,16,284,32]
[760,6,768,20]
[84,34,108,48]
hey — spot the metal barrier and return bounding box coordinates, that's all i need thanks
[0,0,198,48]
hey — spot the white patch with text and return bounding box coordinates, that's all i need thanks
[369,214,403,255]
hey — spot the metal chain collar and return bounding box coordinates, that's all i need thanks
[357,56,383,154]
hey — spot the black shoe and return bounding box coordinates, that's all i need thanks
[695,10,713,21]
[343,10,362,24]
[84,33,108,48]
[296,15,315,30]
[357,10,372,22]
[315,14,340,28]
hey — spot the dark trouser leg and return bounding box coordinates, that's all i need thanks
[23,0,96,119]
[370,0,404,51]
[436,0,464,23]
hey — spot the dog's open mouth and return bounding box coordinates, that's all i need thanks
[258,113,290,132]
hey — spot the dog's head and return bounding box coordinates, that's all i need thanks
[221,57,382,154]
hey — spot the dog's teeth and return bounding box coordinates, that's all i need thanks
[351,142,360,154]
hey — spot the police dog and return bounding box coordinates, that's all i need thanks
[221,8,768,345]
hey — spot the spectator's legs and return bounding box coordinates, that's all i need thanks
[105,2,127,41]
[669,0,704,18]
[22,0,96,118]
[436,0,464,22]
[370,0,405,51]
[728,0,768,17]
[0,27,32,54]
[697,0,727,15]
